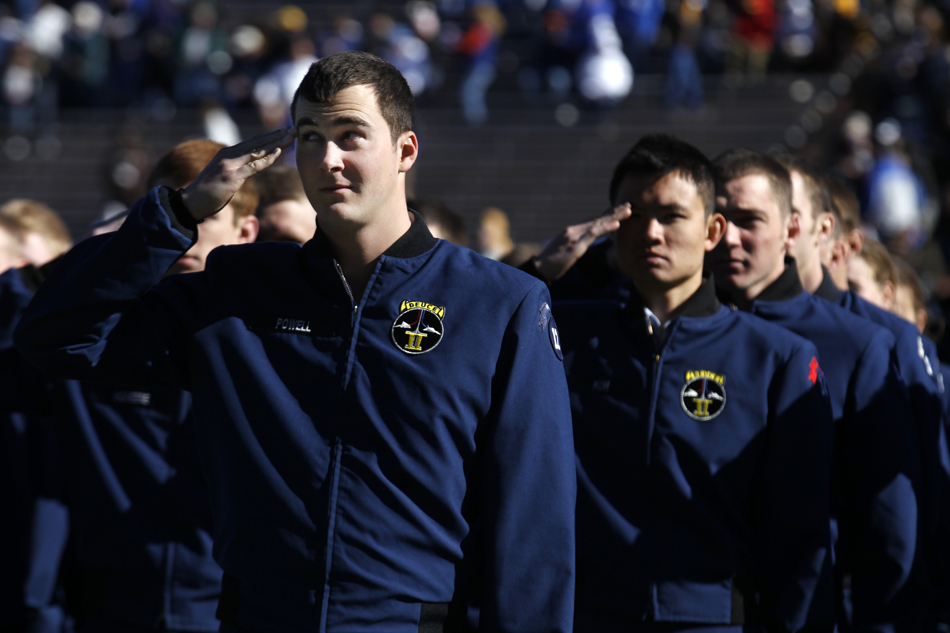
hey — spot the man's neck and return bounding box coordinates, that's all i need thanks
[727,258,787,311]
[324,208,414,302]
[797,253,824,294]
[638,272,703,324]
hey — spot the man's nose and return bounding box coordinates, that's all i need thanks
[644,217,663,241]
[321,142,344,172]
[722,220,741,246]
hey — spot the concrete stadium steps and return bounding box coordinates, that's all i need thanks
[0,75,812,244]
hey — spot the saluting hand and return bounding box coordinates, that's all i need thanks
[534,203,632,282]
[180,127,297,221]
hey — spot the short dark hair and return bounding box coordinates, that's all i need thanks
[609,134,715,215]
[826,176,862,236]
[291,51,414,144]
[774,154,831,220]
[256,165,307,210]
[712,149,792,218]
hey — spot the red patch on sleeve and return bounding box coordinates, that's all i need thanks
[808,356,819,384]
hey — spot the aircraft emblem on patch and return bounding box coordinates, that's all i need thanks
[681,370,726,421]
[391,300,445,355]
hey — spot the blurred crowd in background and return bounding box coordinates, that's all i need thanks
[6,0,950,346]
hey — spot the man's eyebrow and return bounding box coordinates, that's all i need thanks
[295,115,372,128]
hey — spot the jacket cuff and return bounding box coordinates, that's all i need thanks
[158,186,200,242]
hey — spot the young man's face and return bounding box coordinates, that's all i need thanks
[294,84,416,232]
[257,197,317,244]
[614,170,720,292]
[169,203,258,274]
[710,173,791,300]
[847,255,892,310]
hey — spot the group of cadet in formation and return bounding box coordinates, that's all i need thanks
[3,50,948,633]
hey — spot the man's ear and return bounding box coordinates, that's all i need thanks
[848,228,864,255]
[819,212,835,240]
[882,280,896,311]
[705,212,726,252]
[786,212,801,248]
[397,131,419,173]
[238,214,259,244]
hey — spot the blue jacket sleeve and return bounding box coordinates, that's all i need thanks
[844,330,925,633]
[14,187,200,390]
[478,283,576,633]
[757,341,834,633]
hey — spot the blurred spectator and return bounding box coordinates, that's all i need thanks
[0,215,24,273]
[457,2,504,124]
[664,0,705,110]
[366,9,432,97]
[60,1,110,108]
[615,0,665,72]
[865,118,932,254]
[575,0,634,106]
[477,206,515,260]
[0,198,72,267]
[223,23,268,110]
[103,122,152,208]
[411,197,468,246]
[317,13,364,58]
[726,0,776,81]
[254,23,318,129]
[255,164,316,244]
[2,42,43,133]
[173,2,228,108]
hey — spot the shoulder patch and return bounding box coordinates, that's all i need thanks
[540,303,563,360]
[681,370,726,420]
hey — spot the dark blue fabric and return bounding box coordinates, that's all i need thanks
[828,289,946,628]
[49,380,221,631]
[747,283,925,632]
[15,187,577,633]
[0,267,69,633]
[557,292,834,632]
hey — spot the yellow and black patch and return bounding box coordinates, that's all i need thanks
[399,300,445,319]
[392,302,445,355]
[681,370,726,421]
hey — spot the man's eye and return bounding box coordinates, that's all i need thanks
[341,131,360,141]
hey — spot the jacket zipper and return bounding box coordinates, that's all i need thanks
[335,263,358,327]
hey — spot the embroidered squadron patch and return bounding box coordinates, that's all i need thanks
[681,370,726,421]
[391,300,445,355]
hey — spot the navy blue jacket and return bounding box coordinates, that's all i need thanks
[0,266,69,633]
[730,264,923,633]
[1,263,222,631]
[557,278,834,632]
[814,271,947,626]
[15,186,577,633]
[50,380,221,631]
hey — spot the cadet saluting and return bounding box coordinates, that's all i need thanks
[554,135,835,632]
[15,52,576,633]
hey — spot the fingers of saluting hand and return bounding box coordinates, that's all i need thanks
[587,203,632,237]
[235,126,297,173]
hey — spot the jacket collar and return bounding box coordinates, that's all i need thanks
[752,256,804,303]
[813,267,843,303]
[623,273,722,321]
[307,209,438,260]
